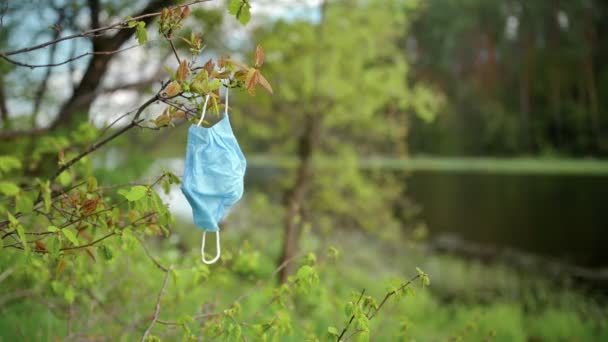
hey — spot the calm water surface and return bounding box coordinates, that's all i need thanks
[407,172,608,268]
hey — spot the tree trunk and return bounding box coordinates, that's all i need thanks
[278,115,318,283]
[519,23,533,152]
[277,0,327,282]
[0,77,9,129]
[549,2,563,147]
[583,18,601,152]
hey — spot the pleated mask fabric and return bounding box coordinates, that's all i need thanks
[181,89,246,263]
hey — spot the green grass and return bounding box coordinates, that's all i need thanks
[1,192,606,341]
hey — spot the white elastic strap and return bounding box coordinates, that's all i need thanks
[201,230,220,264]
[197,94,211,127]
[224,82,229,116]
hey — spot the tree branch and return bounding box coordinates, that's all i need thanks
[141,266,173,342]
[336,289,365,341]
[136,235,170,272]
[0,0,209,57]
[31,8,64,120]
[49,93,160,182]
[87,0,101,30]
[337,275,421,341]
[0,42,145,69]
[368,275,420,320]
[49,0,203,130]
[0,76,10,128]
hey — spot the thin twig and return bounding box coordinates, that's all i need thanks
[165,33,181,64]
[368,274,420,320]
[60,233,115,251]
[0,43,144,69]
[136,235,169,272]
[141,266,173,342]
[50,93,159,182]
[336,289,365,341]
[0,0,211,57]
[337,275,421,341]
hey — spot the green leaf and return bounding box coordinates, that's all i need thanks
[345,302,355,317]
[126,16,137,28]
[58,170,71,187]
[48,238,61,258]
[164,170,181,184]
[16,224,29,254]
[118,185,148,202]
[98,245,113,260]
[227,0,242,15]
[86,176,98,192]
[238,4,251,25]
[0,181,20,196]
[16,193,34,214]
[47,225,59,232]
[228,0,251,25]
[37,179,51,213]
[7,212,18,226]
[327,326,339,336]
[136,21,147,45]
[62,228,79,246]
[0,156,22,174]
[64,285,75,304]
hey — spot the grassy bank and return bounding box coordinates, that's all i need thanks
[248,155,608,175]
[1,193,606,341]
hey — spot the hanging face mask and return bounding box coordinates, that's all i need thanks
[181,86,246,264]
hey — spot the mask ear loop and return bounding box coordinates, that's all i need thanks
[197,94,211,127]
[224,81,229,117]
[201,230,220,264]
[198,85,229,265]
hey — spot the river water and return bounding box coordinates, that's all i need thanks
[408,172,608,268]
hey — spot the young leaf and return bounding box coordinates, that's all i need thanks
[164,81,182,97]
[245,68,260,95]
[16,224,29,254]
[181,5,190,19]
[203,59,215,75]
[218,56,227,69]
[238,4,251,25]
[98,245,114,261]
[153,112,172,127]
[86,176,98,192]
[118,185,148,202]
[0,156,22,174]
[7,212,18,226]
[38,180,51,213]
[0,181,19,196]
[257,72,273,94]
[16,193,34,214]
[62,228,80,246]
[64,285,75,304]
[176,60,189,81]
[228,0,242,15]
[255,45,265,68]
[136,21,147,45]
[35,240,47,251]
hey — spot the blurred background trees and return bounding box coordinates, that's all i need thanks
[409,0,608,156]
[1,0,608,341]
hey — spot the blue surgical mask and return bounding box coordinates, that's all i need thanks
[181,88,246,264]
